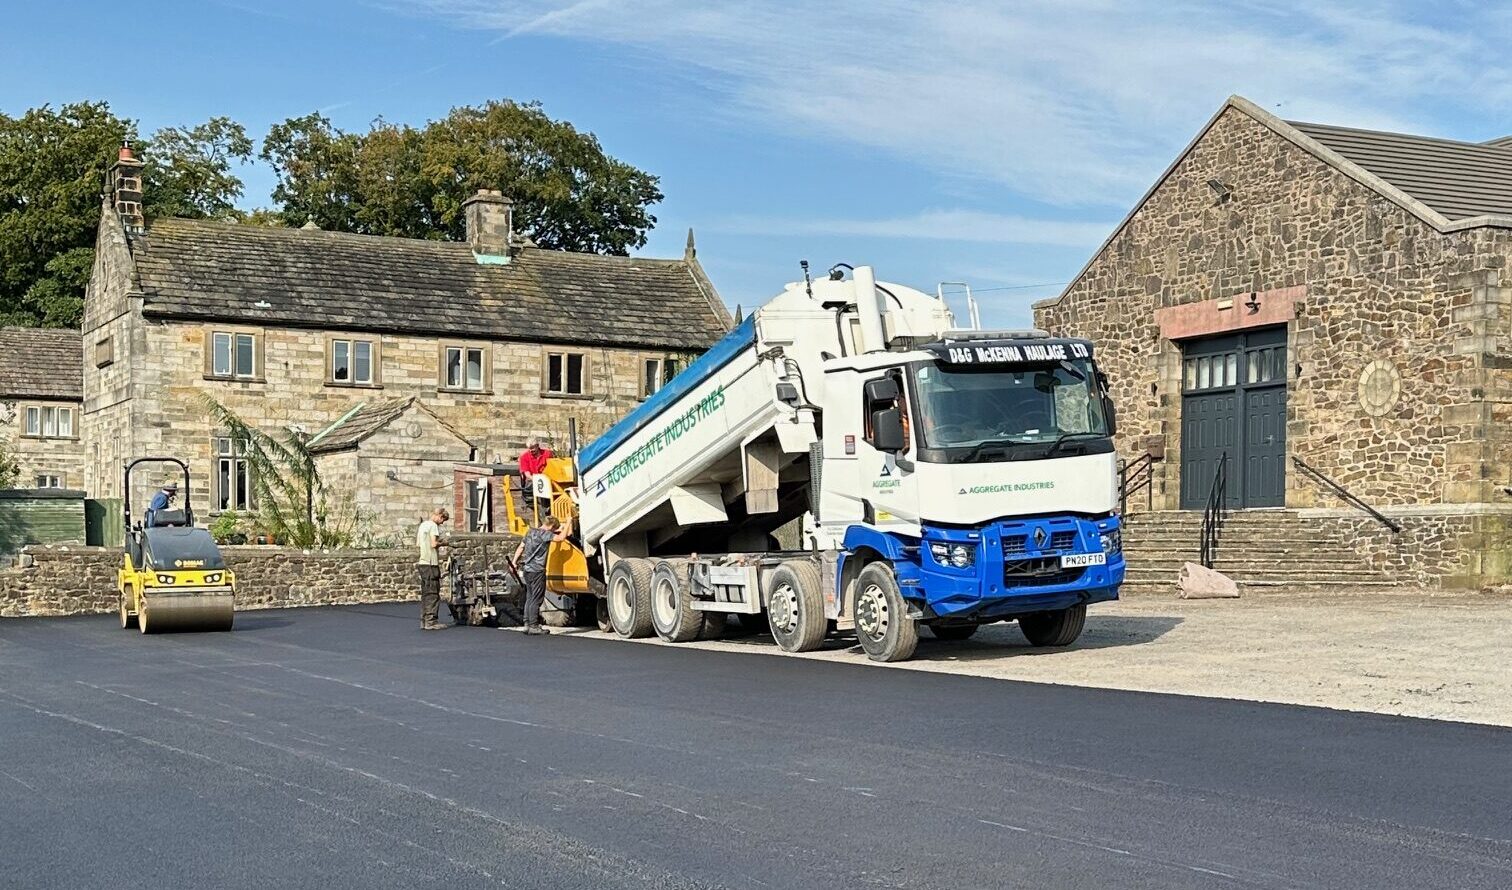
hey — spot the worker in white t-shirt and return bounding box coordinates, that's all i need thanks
[416,508,450,630]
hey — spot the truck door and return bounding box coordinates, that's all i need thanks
[860,370,919,525]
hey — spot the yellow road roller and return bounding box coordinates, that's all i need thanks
[118,458,235,633]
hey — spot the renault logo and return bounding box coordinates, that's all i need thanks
[1033,527,1049,549]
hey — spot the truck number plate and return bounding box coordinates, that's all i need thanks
[1060,552,1106,568]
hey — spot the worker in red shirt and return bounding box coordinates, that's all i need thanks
[518,436,553,521]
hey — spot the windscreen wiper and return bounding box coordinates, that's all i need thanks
[1042,431,1104,458]
[958,437,1025,463]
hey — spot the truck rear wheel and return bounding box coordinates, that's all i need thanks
[854,562,918,662]
[650,561,705,643]
[1019,604,1086,647]
[606,558,654,639]
[764,561,826,652]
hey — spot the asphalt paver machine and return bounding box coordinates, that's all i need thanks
[118,458,236,633]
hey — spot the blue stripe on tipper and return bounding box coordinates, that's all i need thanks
[578,315,757,474]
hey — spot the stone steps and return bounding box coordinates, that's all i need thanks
[1116,509,1400,593]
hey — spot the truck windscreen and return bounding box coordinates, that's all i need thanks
[911,359,1109,459]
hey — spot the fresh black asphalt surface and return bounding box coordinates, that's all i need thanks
[2,604,1510,889]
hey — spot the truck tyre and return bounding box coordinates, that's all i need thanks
[926,623,978,641]
[595,597,613,633]
[1019,604,1086,647]
[650,561,706,643]
[606,558,654,639]
[765,561,826,653]
[853,562,918,662]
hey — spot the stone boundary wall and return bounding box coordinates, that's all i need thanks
[0,532,529,619]
[1316,510,1509,590]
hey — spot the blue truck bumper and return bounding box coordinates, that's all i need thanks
[910,515,1124,620]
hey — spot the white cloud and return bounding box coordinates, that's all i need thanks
[407,1,1512,208]
[714,209,1115,248]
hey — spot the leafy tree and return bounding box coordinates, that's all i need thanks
[0,102,251,328]
[0,438,19,489]
[262,100,662,254]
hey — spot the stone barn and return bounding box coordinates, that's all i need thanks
[1034,95,1509,591]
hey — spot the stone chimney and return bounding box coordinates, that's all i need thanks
[464,189,513,264]
[108,143,145,234]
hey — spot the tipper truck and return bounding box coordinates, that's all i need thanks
[575,265,1125,662]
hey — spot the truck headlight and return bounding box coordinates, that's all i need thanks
[1100,530,1122,555]
[930,542,975,568]
[156,574,175,585]
[204,572,222,584]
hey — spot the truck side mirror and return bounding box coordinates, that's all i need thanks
[869,407,906,453]
[863,377,900,403]
[1103,395,1118,437]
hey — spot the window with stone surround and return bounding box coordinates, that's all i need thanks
[440,343,491,393]
[24,405,75,439]
[36,474,63,489]
[328,336,380,386]
[542,349,590,397]
[640,356,682,399]
[204,328,263,381]
[95,336,115,368]
[213,437,257,512]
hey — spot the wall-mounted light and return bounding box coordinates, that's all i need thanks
[1206,179,1232,205]
[1244,291,1261,314]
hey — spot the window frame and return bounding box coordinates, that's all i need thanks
[463,478,492,533]
[203,326,265,382]
[326,335,382,387]
[639,355,684,399]
[438,342,492,394]
[35,474,63,489]
[21,404,76,440]
[541,348,592,399]
[212,436,258,513]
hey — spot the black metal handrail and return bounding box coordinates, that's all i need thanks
[1199,452,1228,568]
[1291,456,1402,533]
[1118,452,1157,514]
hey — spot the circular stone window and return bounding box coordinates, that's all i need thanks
[1358,359,1402,417]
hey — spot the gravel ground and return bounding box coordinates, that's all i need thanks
[567,590,1512,727]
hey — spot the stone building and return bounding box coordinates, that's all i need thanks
[0,328,84,490]
[307,398,475,541]
[1035,95,1509,589]
[82,146,730,541]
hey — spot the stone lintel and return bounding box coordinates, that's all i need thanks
[1155,285,1304,342]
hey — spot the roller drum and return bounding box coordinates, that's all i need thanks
[139,592,235,634]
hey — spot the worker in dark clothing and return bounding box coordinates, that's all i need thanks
[511,514,572,635]
[145,481,179,527]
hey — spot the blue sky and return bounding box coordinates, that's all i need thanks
[4,0,1511,326]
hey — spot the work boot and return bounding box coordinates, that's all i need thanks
[422,622,448,631]
[521,625,548,636]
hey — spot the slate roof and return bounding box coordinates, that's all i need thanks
[309,398,418,454]
[1290,121,1512,221]
[0,328,82,401]
[132,219,730,350]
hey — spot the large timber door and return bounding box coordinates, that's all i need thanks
[1179,327,1288,509]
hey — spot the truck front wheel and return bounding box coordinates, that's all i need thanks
[854,563,918,663]
[1019,604,1086,647]
[606,559,655,639]
[764,561,827,653]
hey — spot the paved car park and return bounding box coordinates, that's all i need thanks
[2,603,1510,889]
